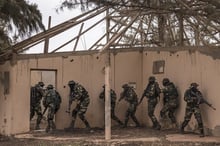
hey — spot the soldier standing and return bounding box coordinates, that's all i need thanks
[180,83,205,137]
[30,81,45,130]
[66,80,91,130]
[43,84,59,133]
[139,76,161,130]
[119,84,140,127]
[160,78,179,128]
[99,85,123,125]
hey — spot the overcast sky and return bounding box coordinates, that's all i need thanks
[26,0,105,53]
[31,0,82,26]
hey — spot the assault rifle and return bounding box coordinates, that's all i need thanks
[66,100,72,114]
[192,92,216,110]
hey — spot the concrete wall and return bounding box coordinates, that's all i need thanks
[0,49,220,136]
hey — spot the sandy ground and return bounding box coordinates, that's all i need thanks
[1,126,220,146]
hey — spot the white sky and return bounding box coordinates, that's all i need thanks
[26,0,106,53]
[30,0,82,26]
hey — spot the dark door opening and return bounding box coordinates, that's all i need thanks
[30,69,57,131]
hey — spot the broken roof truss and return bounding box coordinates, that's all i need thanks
[0,0,219,62]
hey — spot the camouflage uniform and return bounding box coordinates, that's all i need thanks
[181,83,205,137]
[43,84,58,133]
[30,81,45,130]
[67,80,90,129]
[160,78,179,124]
[99,86,123,125]
[139,76,161,130]
[119,84,140,127]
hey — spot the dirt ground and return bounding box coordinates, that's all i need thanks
[1,126,220,146]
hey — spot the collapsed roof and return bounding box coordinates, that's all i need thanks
[0,0,219,63]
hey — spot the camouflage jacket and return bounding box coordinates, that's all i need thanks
[161,82,178,101]
[43,89,57,107]
[30,84,44,106]
[99,89,117,104]
[143,82,160,99]
[69,83,89,102]
[184,88,202,107]
[119,87,138,103]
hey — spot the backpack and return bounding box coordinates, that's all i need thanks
[55,91,62,113]
[30,86,36,105]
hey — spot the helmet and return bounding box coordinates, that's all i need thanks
[149,76,155,82]
[122,84,129,88]
[190,82,199,88]
[47,84,53,89]
[162,78,170,86]
[68,80,75,85]
[38,81,44,87]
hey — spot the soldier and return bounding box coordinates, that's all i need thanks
[66,80,90,130]
[180,83,205,137]
[119,84,140,127]
[139,76,161,130]
[99,85,123,125]
[43,84,61,133]
[30,81,45,130]
[160,78,179,128]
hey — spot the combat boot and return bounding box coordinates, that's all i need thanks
[51,121,56,130]
[35,125,40,130]
[199,129,205,137]
[117,120,124,126]
[84,121,91,130]
[155,123,161,130]
[152,123,157,129]
[132,116,141,127]
[180,126,185,134]
[123,119,128,128]
[45,125,50,133]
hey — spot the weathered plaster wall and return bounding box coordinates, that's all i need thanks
[0,62,13,135]
[142,50,220,134]
[0,49,220,136]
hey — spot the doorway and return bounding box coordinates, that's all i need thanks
[30,69,57,130]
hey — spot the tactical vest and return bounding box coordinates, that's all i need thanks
[163,82,178,98]
[124,88,137,102]
[145,82,160,98]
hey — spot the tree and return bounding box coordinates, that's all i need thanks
[0,0,45,51]
[60,0,220,47]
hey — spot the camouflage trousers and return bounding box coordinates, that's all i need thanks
[111,102,123,125]
[148,98,160,126]
[160,99,178,123]
[124,102,140,127]
[70,98,90,128]
[30,103,42,129]
[181,105,203,130]
[46,104,56,132]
